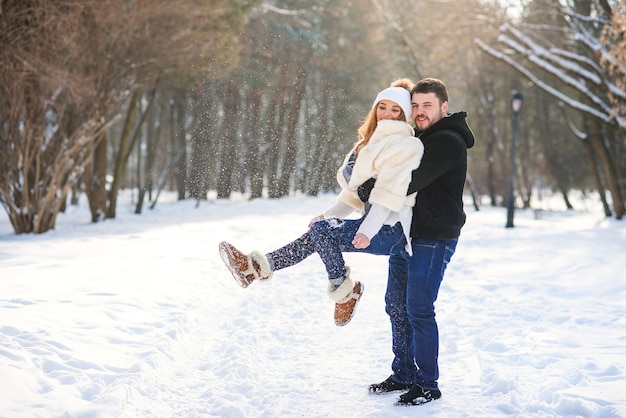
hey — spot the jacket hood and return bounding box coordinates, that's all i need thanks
[415,111,475,149]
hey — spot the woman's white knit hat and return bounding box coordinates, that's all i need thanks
[372,87,412,122]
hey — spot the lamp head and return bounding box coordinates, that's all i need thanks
[512,90,523,113]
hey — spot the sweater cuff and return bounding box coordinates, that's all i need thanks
[323,201,355,219]
[357,204,391,239]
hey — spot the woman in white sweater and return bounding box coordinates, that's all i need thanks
[219,79,424,327]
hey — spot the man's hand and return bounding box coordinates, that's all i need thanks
[357,178,376,202]
[352,233,370,249]
[308,215,325,228]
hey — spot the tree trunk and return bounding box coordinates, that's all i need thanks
[86,132,108,223]
[589,118,625,219]
[264,92,284,199]
[479,83,501,207]
[134,105,145,215]
[217,80,240,199]
[107,88,142,219]
[267,63,291,198]
[146,96,165,202]
[246,87,266,200]
[200,82,221,194]
[305,79,332,197]
[584,138,612,217]
[465,175,481,211]
[580,118,612,216]
[189,128,210,201]
[189,84,208,201]
[276,66,308,197]
[175,97,188,201]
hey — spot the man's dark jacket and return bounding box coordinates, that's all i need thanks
[407,111,475,240]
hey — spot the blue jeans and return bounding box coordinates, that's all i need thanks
[267,218,406,282]
[386,238,457,390]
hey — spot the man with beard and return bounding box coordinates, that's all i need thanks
[366,78,475,406]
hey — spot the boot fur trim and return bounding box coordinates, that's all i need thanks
[250,251,273,281]
[327,272,355,303]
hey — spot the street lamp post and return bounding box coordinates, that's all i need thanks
[506,90,523,228]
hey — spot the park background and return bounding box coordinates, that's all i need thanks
[1,1,626,416]
[1,0,625,234]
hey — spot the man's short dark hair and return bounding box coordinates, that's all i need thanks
[411,78,449,104]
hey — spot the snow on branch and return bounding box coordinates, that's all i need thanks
[260,3,303,16]
[558,102,587,140]
[497,33,612,114]
[474,38,620,128]
[550,49,604,75]
[502,23,602,86]
[568,17,626,101]
[495,29,614,116]
[562,7,609,25]
[475,7,626,133]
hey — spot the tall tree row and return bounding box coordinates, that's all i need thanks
[475,0,625,218]
[0,0,260,233]
[188,0,409,202]
[374,0,624,218]
[1,0,624,236]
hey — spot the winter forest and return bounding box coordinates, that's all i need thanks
[0,0,625,235]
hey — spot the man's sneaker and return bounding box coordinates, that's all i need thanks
[218,241,273,288]
[396,384,442,406]
[327,267,363,326]
[368,375,413,394]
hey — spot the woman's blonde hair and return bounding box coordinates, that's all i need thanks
[354,78,414,157]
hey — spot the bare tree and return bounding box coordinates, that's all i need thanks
[0,0,262,233]
[0,1,118,233]
[475,0,625,218]
[208,0,410,200]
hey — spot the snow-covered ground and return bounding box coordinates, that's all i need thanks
[1,192,625,417]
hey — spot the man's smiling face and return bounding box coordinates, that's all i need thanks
[411,92,448,131]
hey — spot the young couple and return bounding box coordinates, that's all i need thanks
[219,77,475,406]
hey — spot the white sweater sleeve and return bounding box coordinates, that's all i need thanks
[356,203,391,240]
[323,201,356,219]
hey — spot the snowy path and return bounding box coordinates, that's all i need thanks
[1,194,625,417]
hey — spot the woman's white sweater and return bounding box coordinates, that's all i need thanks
[323,119,424,253]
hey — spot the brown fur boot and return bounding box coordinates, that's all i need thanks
[327,267,364,326]
[219,241,273,288]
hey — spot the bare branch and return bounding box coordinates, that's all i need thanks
[474,37,625,130]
